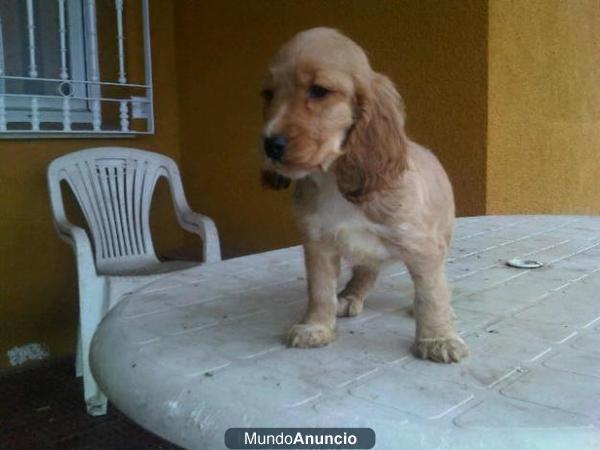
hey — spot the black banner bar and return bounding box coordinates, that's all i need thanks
[225,428,376,449]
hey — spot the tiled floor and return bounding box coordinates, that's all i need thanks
[0,359,180,449]
[90,216,600,448]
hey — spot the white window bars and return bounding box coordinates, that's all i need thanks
[0,0,154,138]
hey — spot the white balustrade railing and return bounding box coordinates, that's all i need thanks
[58,0,69,80]
[92,99,101,132]
[0,0,154,137]
[115,0,127,84]
[86,0,100,84]
[26,0,38,78]
[62,97,71,131]
[119,100,129,132]
[31,97,39,131]
[0,96,6,131]
[0,17,4,78]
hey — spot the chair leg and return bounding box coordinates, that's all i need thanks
[79,278,109,416]
[75,325,83,377]
[85,390,108,416]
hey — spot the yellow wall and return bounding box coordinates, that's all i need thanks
[0,1,185,368]
[487,0,600,214]
[174,0,489,258]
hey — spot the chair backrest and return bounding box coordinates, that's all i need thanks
[48,147,181,273]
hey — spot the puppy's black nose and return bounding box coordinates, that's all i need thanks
[263,135,287,161]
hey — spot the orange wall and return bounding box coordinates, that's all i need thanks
[174,0,489,258]
[0,1,185,369]
[487,0,600,214]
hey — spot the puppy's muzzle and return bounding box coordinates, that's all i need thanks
[263,135,288,162]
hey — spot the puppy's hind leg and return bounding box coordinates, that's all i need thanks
[337,265,379,317]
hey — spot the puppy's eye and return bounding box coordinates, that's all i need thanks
[261,89,274,103]
[308,84,330,99]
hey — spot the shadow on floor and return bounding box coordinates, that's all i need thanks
[0,358,181,449]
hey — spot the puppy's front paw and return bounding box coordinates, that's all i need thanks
[336,295,364,317]
[287,323,335,348]
[412,335,469,363]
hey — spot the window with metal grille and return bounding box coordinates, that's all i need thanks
[0,0,154,137]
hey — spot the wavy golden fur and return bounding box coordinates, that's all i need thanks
[335,73,408,204]
[260,28,468,363]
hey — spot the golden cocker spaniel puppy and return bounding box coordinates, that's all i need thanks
[260,28,468,363]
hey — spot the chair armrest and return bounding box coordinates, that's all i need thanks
[162,162,222,263]
[55,221,99,279]
[177,210,222,263]
[48,167,99,279]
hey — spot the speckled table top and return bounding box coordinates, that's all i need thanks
[91,215,600,450]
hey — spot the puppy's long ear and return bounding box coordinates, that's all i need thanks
[334,74,408,204]
[261,169,291,190]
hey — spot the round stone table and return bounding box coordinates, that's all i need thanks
[91,216,600,449]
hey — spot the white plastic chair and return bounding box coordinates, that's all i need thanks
[47,147,221,416]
